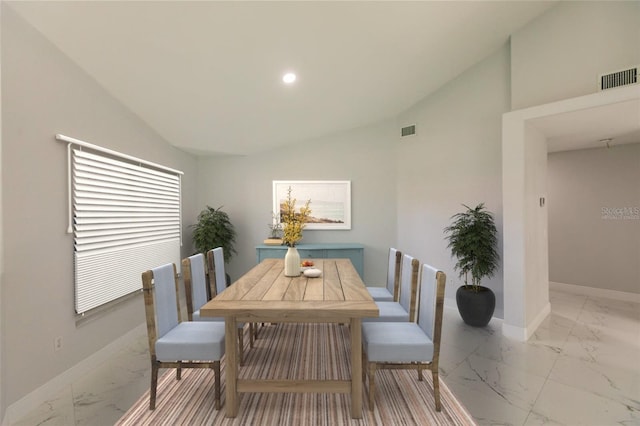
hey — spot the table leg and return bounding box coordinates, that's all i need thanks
[225,317,238,417]
[350,318,363,418]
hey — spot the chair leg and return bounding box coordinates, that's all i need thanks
[417,362,424,381]
[238,328,245,366]
[249,323,255,348]
[214,360,221,410]
[150,363,159,410]
[432,369,441,411]
[176,361,182,380]
[368,362,377,410]
[361,351,367,382]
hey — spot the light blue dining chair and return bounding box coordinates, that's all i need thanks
[362,263,446,411]
[182,253,210,321]
[364,254,420,323]
[366,248,402,302]
[183,251,252,365]
[208,247,261,344]
[141,263,226,410]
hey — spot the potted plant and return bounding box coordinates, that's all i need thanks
[443,203,499,327]
[280,187,311,277]
[264,212,283,245]
[191,206,237,285]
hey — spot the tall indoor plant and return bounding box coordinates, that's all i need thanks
[444,203,499,326]
[191,206,237,284]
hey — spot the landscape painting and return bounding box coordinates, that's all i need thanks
[273,180,351,230]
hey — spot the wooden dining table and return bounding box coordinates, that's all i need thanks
[200,257,379,418]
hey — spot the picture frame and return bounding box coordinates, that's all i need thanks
[273,180,351,230]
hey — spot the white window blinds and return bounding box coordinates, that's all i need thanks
[72,148,181,314]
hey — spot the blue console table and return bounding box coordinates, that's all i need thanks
[255,243,364,278]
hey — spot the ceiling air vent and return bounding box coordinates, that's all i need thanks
[401,125,416,137]
[599,66,638,90]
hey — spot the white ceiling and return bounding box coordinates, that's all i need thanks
[8,1,562,156]
[10,1,640,156]
[534,97,640,153]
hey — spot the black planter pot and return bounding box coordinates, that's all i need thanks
[456,285,495,327]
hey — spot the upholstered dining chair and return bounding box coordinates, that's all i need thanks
[205,247,255,359]
[141,263,226,410]
[361,263,446,411]
[183,251,252,365]
[364,254,420,322]
[366,248,402,302]
[182,253,210,321]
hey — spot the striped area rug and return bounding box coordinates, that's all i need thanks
[116,323,476,426]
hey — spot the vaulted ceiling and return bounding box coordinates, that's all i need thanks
[9,1,561,155]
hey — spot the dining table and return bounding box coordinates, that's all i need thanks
[200,257,379,418]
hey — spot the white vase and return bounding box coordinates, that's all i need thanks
[284,246,301,277]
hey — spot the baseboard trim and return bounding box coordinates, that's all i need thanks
[3,323,146,425]
[502,302,551,342]
[550,281,640,303]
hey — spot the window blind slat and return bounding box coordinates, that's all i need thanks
[74,234,181,253]
[75,221,178,231]
[74,175,179,195]
[75,226,178,240]
[75,228,179,243]
[74,174,179,195]
[74,149,179,180]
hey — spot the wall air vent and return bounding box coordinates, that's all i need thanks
[401,125,416,137]
[599,66,638,90]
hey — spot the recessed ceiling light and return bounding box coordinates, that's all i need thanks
[282,72,296,84]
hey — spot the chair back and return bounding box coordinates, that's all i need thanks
[143,263,180,340]
[417,264,446,358]
[190,254,208,306]
[386,248,402,300]
[182,253,208,321]
[207,247,227,296]
[399,254,420,322]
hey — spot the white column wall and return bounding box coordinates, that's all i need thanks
[523,123,551,332]
[502,116,527,333]
[502,85,639,340]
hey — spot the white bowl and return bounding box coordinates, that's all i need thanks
[303,268,322,278]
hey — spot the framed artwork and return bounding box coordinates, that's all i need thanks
[273,180,351,230]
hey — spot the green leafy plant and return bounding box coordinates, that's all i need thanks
[443,203,499,292]
[191,206,237,263]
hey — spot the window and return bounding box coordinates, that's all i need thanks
[67,143,182,314]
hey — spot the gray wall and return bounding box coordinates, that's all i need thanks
[548,144,640,293]
[395,46,508,318]
[1,5,198,411]
[195,120,398,286]
[511,1,640,109]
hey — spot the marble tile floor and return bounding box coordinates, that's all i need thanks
[11,288,640,426]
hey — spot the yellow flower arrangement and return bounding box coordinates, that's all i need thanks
[280,187,311,247]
